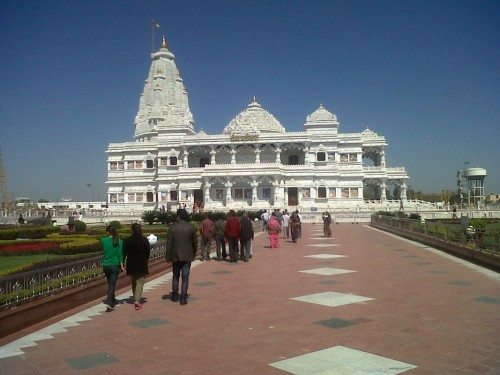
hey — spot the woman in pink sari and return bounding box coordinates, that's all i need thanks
[267,212,281,248]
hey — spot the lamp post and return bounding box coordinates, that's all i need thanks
[86,184,91,212]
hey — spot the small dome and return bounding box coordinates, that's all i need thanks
[223,98,285,135]
[306,104,337,123]
[361,128,379,137]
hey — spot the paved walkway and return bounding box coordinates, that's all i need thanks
[0,223,499,374]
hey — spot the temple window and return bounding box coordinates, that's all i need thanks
[318,187,327,198]
[200,157,209,167]
[170,156,178,165]
[317,152,326,162]
[146,159,154,168]
[170,191,178,201]
[146,192,154,202]
[288,155,299,165]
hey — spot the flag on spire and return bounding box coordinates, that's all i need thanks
[152,20,160,29]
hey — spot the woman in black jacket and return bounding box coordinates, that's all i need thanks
[123,223,151,310]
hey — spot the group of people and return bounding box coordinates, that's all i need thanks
[101,207,312,311]
[198,210,255,263]
[261,209,302,244]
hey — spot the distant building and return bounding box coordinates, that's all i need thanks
[106,36,409,212]
[486,194,500,203]
[15,197,31,207]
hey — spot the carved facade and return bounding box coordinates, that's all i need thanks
[106,37,409,212]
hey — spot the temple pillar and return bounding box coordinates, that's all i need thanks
[275,145,281,164]
[251,179,259,205]
[273,179,281,206]
[303,144,311,165]
[225,180,233,205]
[230,147,236,165]
[204,181,211,204]
[254,148,261,164]
[380,180,387,202]
[401,182,407,200]
[210,148,216,165]
[182,147,188,167]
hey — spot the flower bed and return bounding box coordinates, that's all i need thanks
[0,242,60,255]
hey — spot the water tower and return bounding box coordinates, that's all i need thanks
[457,167,487,208]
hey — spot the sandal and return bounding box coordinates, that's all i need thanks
[134,302,142,310]
[105,305,115,313]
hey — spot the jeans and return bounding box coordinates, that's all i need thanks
[215,235,226,259]
[172,261,191,299]
[103,265,120,306]
[240,239,252,261]
[227,237,239,262]
[130,274,146,303]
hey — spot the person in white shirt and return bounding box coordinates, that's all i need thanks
[282,210,290,238]
[261,210,269,232]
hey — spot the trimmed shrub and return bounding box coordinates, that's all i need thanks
[74,221,87,232]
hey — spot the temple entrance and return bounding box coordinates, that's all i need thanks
[288,187,298,206]
[194,189,203,210]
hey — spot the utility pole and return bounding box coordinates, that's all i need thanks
[0,146,11,210]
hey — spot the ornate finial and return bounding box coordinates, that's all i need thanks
[161,35,167,49]
[177,69,180,77]
[252,96,257,103]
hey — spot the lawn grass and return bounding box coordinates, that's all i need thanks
[0,254,97,275]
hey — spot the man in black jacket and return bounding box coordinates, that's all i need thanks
[166,209,198,305]
[239,212,254,262]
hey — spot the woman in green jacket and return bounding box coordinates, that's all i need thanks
[102,225,124,312]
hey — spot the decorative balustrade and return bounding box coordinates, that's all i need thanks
[0,243,167,310]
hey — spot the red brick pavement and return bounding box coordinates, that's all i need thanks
[0,223,499,374]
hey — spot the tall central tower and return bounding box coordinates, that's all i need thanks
[133,36,195,141]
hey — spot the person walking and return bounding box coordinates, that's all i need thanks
[166,209,198,305]
[261,209,269,232]
[290,211,301,243]
[322,211,332,238]
[282,210,290,239]
[102,225,124,312]
[239,212,254,262]
[267,212,281,248]
[225,210,241,263]
[123,223,151,310]
[214,215,227,261]
[199,213,215,261]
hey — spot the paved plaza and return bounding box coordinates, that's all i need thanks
[0,223,499,374]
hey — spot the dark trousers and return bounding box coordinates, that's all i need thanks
[227,237,239,262]
[103,265,120,306]
[215,235,226,259]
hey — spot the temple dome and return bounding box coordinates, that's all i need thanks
[223,98,285,135]
[305,104,337,123]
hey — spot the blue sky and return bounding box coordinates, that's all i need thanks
[1,0,498,203]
